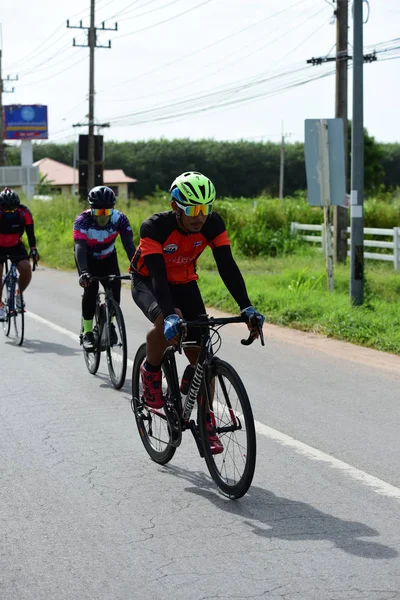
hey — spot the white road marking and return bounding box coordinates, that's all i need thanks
[28,311,134,367]
[255,421,400,500]
[28,310,400,502]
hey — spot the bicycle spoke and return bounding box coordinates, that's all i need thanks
[1,278,11,337]
[106,300,127,389]
[131,343,176,464]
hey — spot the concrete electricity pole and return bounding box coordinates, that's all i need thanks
[306,1,375,265]
[279,121,285,199]
[350,0,364,305]
[67,2,117,190]
[333,0,349,263]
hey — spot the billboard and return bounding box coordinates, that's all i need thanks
[3,105,48,140]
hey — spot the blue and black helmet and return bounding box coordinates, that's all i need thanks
[88,186,116,209]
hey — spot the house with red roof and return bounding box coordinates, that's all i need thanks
[32,157,137,198]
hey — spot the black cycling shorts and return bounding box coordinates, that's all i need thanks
[131,276,207,343]
[0,242,29,265]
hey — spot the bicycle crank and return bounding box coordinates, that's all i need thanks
[163,401,182,448]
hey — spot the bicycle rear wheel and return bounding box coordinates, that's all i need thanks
[1,276,11,337]
[106,298,128,389]
[198,357,256,499]
[131,343,176,464]
[82,312,101,375]
[10,281,24,346]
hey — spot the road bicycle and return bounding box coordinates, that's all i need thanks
[131,314,264,499]
[80,274,130,390]
[1,255,37,346]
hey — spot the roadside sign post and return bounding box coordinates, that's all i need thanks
[305,118,346,292]
[3,105,48,200]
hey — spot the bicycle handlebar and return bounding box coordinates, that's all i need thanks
[89,274,131,282]
[178,314,265,347]
[2,254,38,272]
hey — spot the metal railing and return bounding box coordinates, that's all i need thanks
[290,222,400,270]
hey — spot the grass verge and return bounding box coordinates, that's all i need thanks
[30,196,400,355]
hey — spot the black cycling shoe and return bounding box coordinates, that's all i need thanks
[110,323,118,346]
[82,331,96,352]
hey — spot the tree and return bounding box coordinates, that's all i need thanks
[347,123,385,196]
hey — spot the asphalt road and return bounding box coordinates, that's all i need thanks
[1,266,400,600]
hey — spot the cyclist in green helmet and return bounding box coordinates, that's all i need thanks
[130,171,265,454]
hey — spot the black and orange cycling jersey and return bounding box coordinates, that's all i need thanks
[131,211,229,284]
[0,205,36,249]
[131,210,251,318]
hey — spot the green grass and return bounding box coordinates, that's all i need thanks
[197,249,400,354]
[28,194,400,355]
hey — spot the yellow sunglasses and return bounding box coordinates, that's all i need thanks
[176,202,213,217]
[92,208,113,216]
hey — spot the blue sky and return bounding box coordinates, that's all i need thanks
[1,0,399,145]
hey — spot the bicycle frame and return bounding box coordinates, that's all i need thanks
[81,273,130,389]
[132,312,263,496]
[159,315,264,450]
[90,274,130,351]
[1,255,31,312]
[3,261,18,313]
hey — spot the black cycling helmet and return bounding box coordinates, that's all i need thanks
[0,187,20,210]
[88,186,116,209]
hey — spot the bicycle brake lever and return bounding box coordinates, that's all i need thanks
[241,332,256,346]
[240,324,265,347]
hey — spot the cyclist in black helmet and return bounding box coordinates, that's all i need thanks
[0,187,39,320]
[73,185,136,351]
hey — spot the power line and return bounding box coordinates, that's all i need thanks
[99,6,330,108]
[17,54,88,88]
[115,0,216,39]
[118,0,194,23]
[97,0,310,94]
[103,62,333,127]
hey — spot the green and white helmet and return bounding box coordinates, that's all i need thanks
[170,171,216,206]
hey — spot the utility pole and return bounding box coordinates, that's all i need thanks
[279,121,285,199]
[350,0,364,305]
[333,0,349,263]
[306,3,376,265]
[0,25,18,167]
[279,121,291,199]
[67,4,117,191]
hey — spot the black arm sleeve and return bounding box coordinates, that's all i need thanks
[74,239,89,273]
[143,254,175,318]
[25,224,36,249]
[121,235,136,263]
[213,245,252,311]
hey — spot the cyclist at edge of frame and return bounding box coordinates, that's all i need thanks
[130,170,265,454]
[0,187,39,321]
[73,185,136,352]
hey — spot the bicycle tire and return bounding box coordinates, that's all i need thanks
[198,357,256,499]
[131,343,176,465]
[11,281,24,346]
[83,310,101,375]
[2,274,11,337]
[106,298,128,389]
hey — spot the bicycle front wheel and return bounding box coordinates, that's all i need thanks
[10,282,24,346]
[106,298,128,389]
[198,357,256,499]
[2,278,11,337]
[82,312,101,375]
[131,343,176,465]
